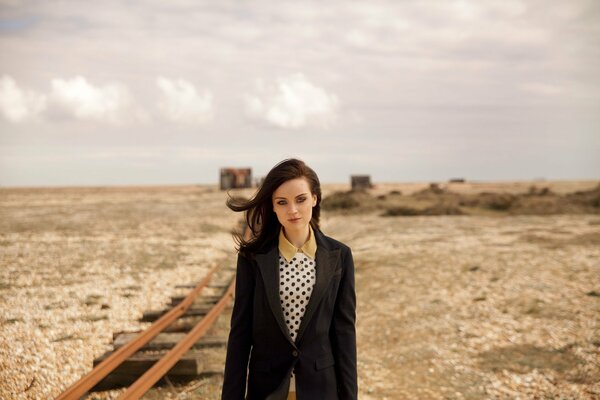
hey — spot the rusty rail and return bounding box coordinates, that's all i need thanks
[55,263,220,400]
[56,221,249,400]
[117,278,235,399]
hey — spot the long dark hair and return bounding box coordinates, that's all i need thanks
[226,158,322,258]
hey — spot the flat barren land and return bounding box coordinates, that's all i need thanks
[1,180,599,399]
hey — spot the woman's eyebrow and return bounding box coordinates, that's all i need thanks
[274,192,309,200]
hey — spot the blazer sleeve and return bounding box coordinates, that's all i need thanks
[330,246,358,399]
[221,252,254,400]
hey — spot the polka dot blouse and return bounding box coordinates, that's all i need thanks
[278,251,316,342]
[279,251,316,386]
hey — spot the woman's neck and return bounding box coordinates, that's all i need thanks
[283,225,310,249]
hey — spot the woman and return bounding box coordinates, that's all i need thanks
[221,158,357,400]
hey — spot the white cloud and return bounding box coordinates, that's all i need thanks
[244,73,339,129]
[49,76,138,124]
[156,77,213,125]
[0,75,47,123]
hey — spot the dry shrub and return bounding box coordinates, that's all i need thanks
[469,184,600,214]
[381,206,421,216]
[412,183,446,199]
[422,203,464,215]
[474,192,517,211]
[566,183,600,208]
[510,197,570,215]
[382,202,463,217]
[527,185,554,196]
[324,181,600,216]
[321,190,361,210]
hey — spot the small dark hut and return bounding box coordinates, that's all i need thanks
[351,175,372,191]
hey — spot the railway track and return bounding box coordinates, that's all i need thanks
[56,223,249,399]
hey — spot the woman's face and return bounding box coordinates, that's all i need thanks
[272,177,317,234]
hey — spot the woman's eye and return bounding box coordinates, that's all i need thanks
[277,201,286,205]
[297,198,305,203]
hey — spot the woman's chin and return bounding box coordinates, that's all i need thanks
[284,221,307,231]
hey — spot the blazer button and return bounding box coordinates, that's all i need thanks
[292,350,299,357]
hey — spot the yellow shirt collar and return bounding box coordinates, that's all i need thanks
[278,224,317,262]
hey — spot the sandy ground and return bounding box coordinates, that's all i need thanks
[0,185,239,399]
[326,212,600,399]
[1,181,599,399]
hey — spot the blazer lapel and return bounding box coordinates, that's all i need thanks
[295,229,340,345]
[255,228,341,348]
[255,244,297,348]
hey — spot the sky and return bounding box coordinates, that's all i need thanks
[0,0,599,187]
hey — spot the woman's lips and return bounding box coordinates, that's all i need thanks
[288,217,301,223]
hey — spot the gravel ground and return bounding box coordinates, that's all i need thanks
[1,182,598,399]
[326,212,600,400]
[0,185,241,400]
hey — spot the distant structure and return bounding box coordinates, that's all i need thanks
[220,168,252,190]
[253,176,265,187]
[351,175,372,191]
[449,178,466,183]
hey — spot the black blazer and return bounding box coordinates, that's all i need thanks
[221,227,357,400]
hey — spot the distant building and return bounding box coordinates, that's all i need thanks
[449,178,466,183]
[220,168,252,190]
[254,176,265,187]
[351,175,372,191]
